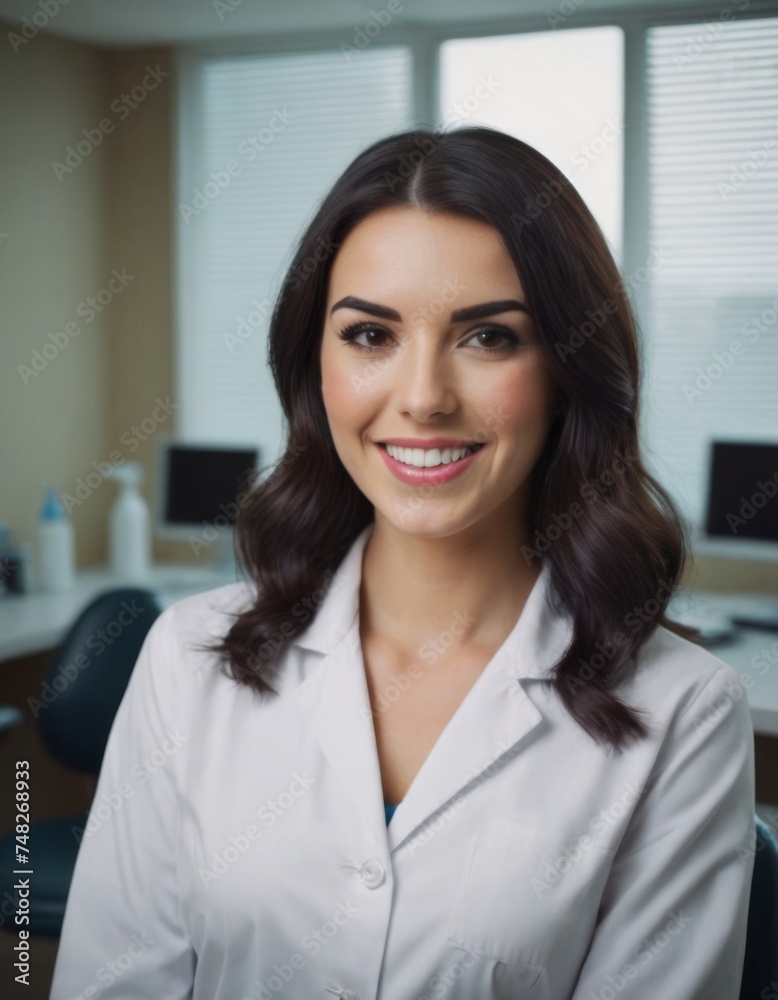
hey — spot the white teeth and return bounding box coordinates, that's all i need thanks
[385,444,477,468]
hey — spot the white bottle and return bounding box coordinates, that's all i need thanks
[108,462,151,582]
[37,486,76,593]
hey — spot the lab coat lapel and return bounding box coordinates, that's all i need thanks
[290,625,392,854]
[381,558,574,853]
[383,656,545,853]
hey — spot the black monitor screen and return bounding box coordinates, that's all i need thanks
[705,441,778,542]
[164,445,258,527]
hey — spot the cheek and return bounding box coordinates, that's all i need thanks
[320,351,384,443]
[321,351,356,423]
[475,364,556,440]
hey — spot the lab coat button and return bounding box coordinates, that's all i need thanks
[360,858,385,888]
[339,991,359,1000]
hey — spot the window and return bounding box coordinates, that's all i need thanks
[642,15,778,531]
[440,27,624,262]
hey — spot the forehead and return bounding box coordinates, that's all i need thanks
[327,207,522,299]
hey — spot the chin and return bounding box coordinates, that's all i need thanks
[377,508,485,538]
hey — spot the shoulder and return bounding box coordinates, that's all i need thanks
[623,623,750,735]
[146,580,258,675]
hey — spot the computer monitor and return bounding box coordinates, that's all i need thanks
[154,438,260,561]
[693,437,778,562]
[683,436,778,630]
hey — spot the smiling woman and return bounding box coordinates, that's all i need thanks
[319,208,557,533]
[50,126,755,1000]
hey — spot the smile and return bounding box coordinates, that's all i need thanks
[375,442,486,485]
[383,443,483,468]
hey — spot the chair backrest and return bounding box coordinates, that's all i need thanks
[740,814,778,1000]
[36,587,162,774]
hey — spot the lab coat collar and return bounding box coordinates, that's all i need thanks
[288,522,574,854]
[291,522,572,683]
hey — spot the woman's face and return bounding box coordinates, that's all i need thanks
[319,206,558,540]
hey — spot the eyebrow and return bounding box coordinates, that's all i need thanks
[329,296,532,322]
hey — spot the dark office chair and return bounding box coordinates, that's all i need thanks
[0,588,162,936]
[740,813,778,1000]
[0,705,24,737]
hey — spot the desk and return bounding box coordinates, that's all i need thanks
[668,588,778,737]
[0,563,241,663]
[2,573,778,734]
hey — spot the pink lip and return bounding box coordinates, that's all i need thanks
[380,437,479,449]
[376,442,484,485]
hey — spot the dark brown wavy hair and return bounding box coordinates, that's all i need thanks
[197,124,701,755]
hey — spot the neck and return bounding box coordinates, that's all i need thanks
[359,501,542,659]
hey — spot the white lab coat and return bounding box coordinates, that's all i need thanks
[51,522,755,1000]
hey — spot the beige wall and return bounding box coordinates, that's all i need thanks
[0,28,112,569]
[102,48,188,565]
[0,22,775,590]
[0,29,186,573]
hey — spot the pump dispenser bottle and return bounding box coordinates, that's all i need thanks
[107,462,151,582]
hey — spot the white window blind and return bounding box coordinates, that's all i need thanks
[643,16,778,533]
[176,46,413,468]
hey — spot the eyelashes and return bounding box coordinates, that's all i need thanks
[335,320,522,355]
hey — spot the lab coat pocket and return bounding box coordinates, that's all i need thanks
[446,817,615,974]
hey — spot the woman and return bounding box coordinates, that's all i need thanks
[51,126,755,1000]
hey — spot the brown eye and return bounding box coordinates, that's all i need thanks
[465,326,521,352]
[336,321,392,352]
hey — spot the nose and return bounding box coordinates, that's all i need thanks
[392,339,457,421]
